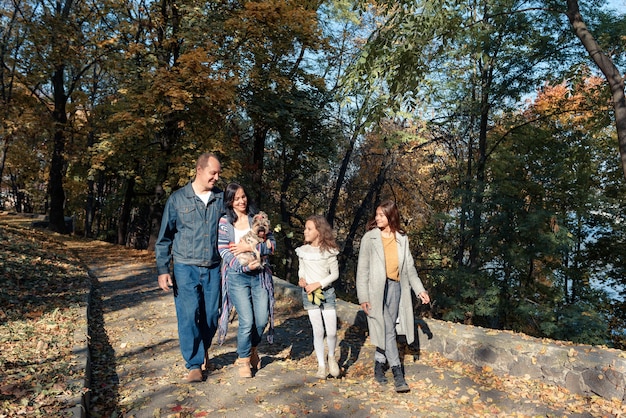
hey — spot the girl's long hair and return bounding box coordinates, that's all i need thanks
[305,215,339,253]
[224,182,256,223]
[366,200,406,235]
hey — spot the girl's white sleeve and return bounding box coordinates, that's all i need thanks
[298,259,305,281]
[319,252,339,289]
[296,246,305,282]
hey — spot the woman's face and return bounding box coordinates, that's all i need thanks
[375,207,390,231]
[303,220,320,245]
[232,187,248,214]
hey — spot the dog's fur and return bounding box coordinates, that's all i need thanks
[236,211,270,267]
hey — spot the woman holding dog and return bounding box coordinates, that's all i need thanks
[217,183,276,378]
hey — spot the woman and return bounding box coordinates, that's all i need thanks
[217,183,276,378]
[356,200,430,393]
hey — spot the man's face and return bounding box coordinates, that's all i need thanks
[196,156,221,192]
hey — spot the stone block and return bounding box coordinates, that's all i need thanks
[509,357,543,379]
[565,371,584,395]
[271,277,626,403]
[474,344,498,364]
[582,367,626,401]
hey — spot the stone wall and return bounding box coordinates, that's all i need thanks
[273,277,626,402]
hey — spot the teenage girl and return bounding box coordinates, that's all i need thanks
[296,215,341,379]
[356,200,430,392]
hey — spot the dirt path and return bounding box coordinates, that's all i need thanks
[68,239,616,418]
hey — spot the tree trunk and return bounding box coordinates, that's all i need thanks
[117,176,135,245]
[340,157,390,264]
[279,150,298,282]
[84,179,95,238]
[566,0,626,180]
[48,129,67,233]
[9,172,21,212]
[455,133,473,266]
[251,122,269,206]
[48,63,69,233]
[469,101,490,271]
[327,133,357,228]
[0,136,9,210]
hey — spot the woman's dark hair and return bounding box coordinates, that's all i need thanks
[224,182,256,223]
[366,200,406,235]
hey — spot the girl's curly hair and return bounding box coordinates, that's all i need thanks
[305,215,339,253]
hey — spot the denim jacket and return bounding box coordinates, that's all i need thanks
[155,182,224,275]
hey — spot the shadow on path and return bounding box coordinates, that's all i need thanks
[338,310,368,373]
[86,273,119,417]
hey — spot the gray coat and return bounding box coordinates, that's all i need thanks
[356,228,426,349]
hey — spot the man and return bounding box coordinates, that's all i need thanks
[155,152,223,382]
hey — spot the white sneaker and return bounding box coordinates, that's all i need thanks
[328,356,340,378]
[315,366,327,379]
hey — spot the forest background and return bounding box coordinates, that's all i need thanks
[1,0,625,350]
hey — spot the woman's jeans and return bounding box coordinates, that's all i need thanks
[173,263,221,370]
[228,271,269,359]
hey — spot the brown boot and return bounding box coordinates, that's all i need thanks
[236,357,252,378]
[250,347,260,370]
[185,368,203,383]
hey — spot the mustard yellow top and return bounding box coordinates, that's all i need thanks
[382,234,399,281]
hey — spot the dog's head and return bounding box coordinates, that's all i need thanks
[251,211,270,239]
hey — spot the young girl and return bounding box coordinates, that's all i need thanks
[296,215,341,379]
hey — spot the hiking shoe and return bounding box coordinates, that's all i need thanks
[236,357,252,378]
[391,365,410,393]
[185,368,203,383]
[374,361,388,384]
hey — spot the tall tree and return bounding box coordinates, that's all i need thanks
[565,0,626,180]
[0,0,39,210]
[88,0,238,245]
[347,0,573,276]
[14,0,119,232]
[222,0,330,205]
[480,74,618,343]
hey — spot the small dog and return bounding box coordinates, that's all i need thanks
[236,211,270,268]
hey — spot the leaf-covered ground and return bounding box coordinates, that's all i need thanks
[1,213,624,418]
[0,215,90,417]
[77,231,624,418]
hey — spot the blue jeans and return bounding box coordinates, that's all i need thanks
[173,263,221,370]
[228,271,269,358]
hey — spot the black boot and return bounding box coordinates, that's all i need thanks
[374,361,388,384]
[391,365,410,393]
